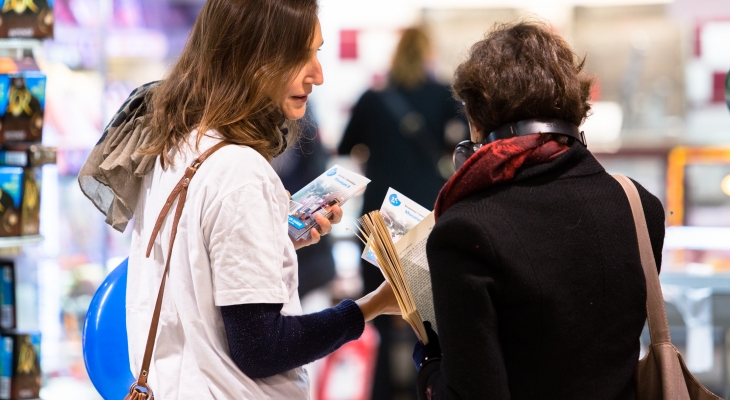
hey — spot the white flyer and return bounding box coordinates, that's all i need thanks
[362,188,431,267]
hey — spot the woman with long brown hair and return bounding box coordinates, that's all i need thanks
[79,0,398,398]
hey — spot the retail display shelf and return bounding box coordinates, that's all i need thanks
[0,234,43,248]
[0,38,42,49]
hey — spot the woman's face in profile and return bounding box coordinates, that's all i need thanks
[280,19,324,120]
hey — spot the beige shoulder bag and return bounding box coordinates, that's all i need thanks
[613,174,722,400]
[125,141,230,400]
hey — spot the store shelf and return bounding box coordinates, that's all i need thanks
[0,235,43,248]
[0,38,42,49]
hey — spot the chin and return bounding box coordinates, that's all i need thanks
[284,104,307,120]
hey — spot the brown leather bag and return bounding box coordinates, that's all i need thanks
[613,174,722,400]
[125,142,231,400]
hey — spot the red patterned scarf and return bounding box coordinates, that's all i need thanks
[434,134,569,219]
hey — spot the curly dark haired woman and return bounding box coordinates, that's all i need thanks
[413,21,665,399]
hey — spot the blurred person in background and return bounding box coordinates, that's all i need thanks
[79,0,400,398]
[413,21,665,399]
[273,107,337,299]
[338,27,466,400]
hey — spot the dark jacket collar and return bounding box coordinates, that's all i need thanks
[511,140,605,184]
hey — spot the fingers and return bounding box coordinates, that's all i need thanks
[313,213,332,236]
[291,229,320,250]
[329,205,343,224]
[290,205,341,251]
[378,280,393,297]
[308,227,321,244]
[377,280,401,316]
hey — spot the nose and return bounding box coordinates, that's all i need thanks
[305,58,324,86]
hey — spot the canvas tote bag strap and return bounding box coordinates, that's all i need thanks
[612,174,671,345]
[128,141,231,396]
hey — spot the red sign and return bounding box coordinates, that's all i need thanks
[340,30,358,60]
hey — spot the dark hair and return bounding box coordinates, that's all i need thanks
[390,27,431,89]
[144,0,319,164]
[452,21,593,136]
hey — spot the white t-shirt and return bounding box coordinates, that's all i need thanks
[126,132,309,399]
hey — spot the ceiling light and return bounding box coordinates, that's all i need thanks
[722,174,730,197]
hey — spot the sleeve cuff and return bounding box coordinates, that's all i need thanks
[214,286,289,306]
[417,358,442,399]
[333,299,365,342]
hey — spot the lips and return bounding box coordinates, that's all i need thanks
[291,94,309,103]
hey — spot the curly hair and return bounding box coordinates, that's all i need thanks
[452,21,593,136]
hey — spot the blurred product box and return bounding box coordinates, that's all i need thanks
[0,261,14,331]
[0,331,40,400]
[0,58,45,144]
[0,145,55,167]
[19,168,38,236]
[0,0,53,39]
[0,166,39,237]
[0,167,23,237]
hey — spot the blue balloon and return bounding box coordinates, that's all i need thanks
[83,258,135,399]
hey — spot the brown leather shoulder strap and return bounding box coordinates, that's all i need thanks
[133,141,231,391]
[145,141,231,257]
[612,174,671,345]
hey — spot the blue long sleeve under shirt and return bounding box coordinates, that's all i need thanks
[220,299,365,379]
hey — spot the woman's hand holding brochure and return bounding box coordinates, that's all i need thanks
[290,204,343,250]
[283,165,400,323]
[287,164,371,242]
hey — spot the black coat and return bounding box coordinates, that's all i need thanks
[419,142,665,399]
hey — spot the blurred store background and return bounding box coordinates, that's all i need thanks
[1,0,728,398]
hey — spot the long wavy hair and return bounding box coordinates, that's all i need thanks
[142,0,319,165]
